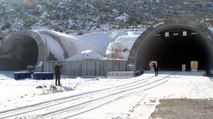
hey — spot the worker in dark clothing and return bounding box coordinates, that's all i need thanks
[152,63,158,76]
[55,63,63,86]
[134,67,141,77]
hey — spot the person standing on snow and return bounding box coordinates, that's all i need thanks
[152,63,158,76]
[55,63,63,86]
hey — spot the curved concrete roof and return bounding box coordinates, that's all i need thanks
[0,29,78,70]
[128,19,213,71]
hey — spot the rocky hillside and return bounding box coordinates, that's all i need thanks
[0,0,212,39]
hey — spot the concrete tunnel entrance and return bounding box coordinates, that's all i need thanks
[128,20,213,71]
[0,36,38,70]
[139,29,211,70]
[0,29,79,71]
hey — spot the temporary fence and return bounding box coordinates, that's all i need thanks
[43,60,127,77]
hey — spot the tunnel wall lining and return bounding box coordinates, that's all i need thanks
[127,20,213,70]
[2,30,49,64]
[37,29,79,59]
[38,30,69,58]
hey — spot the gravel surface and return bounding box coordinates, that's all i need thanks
[150,99,213,119]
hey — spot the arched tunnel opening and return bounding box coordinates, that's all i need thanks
[0,36,38,70]
[134,27,213,71]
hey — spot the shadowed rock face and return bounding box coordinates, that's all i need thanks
[128,20,213,71]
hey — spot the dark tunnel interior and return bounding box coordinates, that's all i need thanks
[0,36,38,70]
[137,29,212,71]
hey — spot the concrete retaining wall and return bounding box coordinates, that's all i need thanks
[43,60,127,77]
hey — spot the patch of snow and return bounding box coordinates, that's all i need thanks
[65,50,107,61]
[153,22,164,28]
[209,27,213,32]
[150,0,160,3]
[84,3,96,9]
[48,30,83,57]
[78,32,112,56]
[112,9,119,14]
[115,35,139,42]
[115,13,129,22]
[50,30,79,40]
[109,30,128,42]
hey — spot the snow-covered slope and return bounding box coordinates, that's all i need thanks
[78,32,112,56]
[0,0,212,40]
[209,27,213,32]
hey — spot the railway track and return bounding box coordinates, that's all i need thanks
[0,74,171,119]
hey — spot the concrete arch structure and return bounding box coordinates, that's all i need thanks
[0,29,79,70]
[128,20,213,71]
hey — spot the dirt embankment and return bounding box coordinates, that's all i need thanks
[150,99,213,119]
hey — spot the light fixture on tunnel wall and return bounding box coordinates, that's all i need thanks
[173,32,179,36]
[165,32,169,37]
[183,31,187,36]
[191,32,198,35]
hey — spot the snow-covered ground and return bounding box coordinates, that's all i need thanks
[0,71,213,119]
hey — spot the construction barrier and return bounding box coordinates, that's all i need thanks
[107,71,134,78]
[43,60,127,77]
[182,64,186,71]
[33,72,54,80]
[14,72,31,80]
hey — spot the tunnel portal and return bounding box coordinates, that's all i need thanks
[14,36,38,70]
[128,20,213,71]
[0,36,38,70]
[139,29,210,70]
